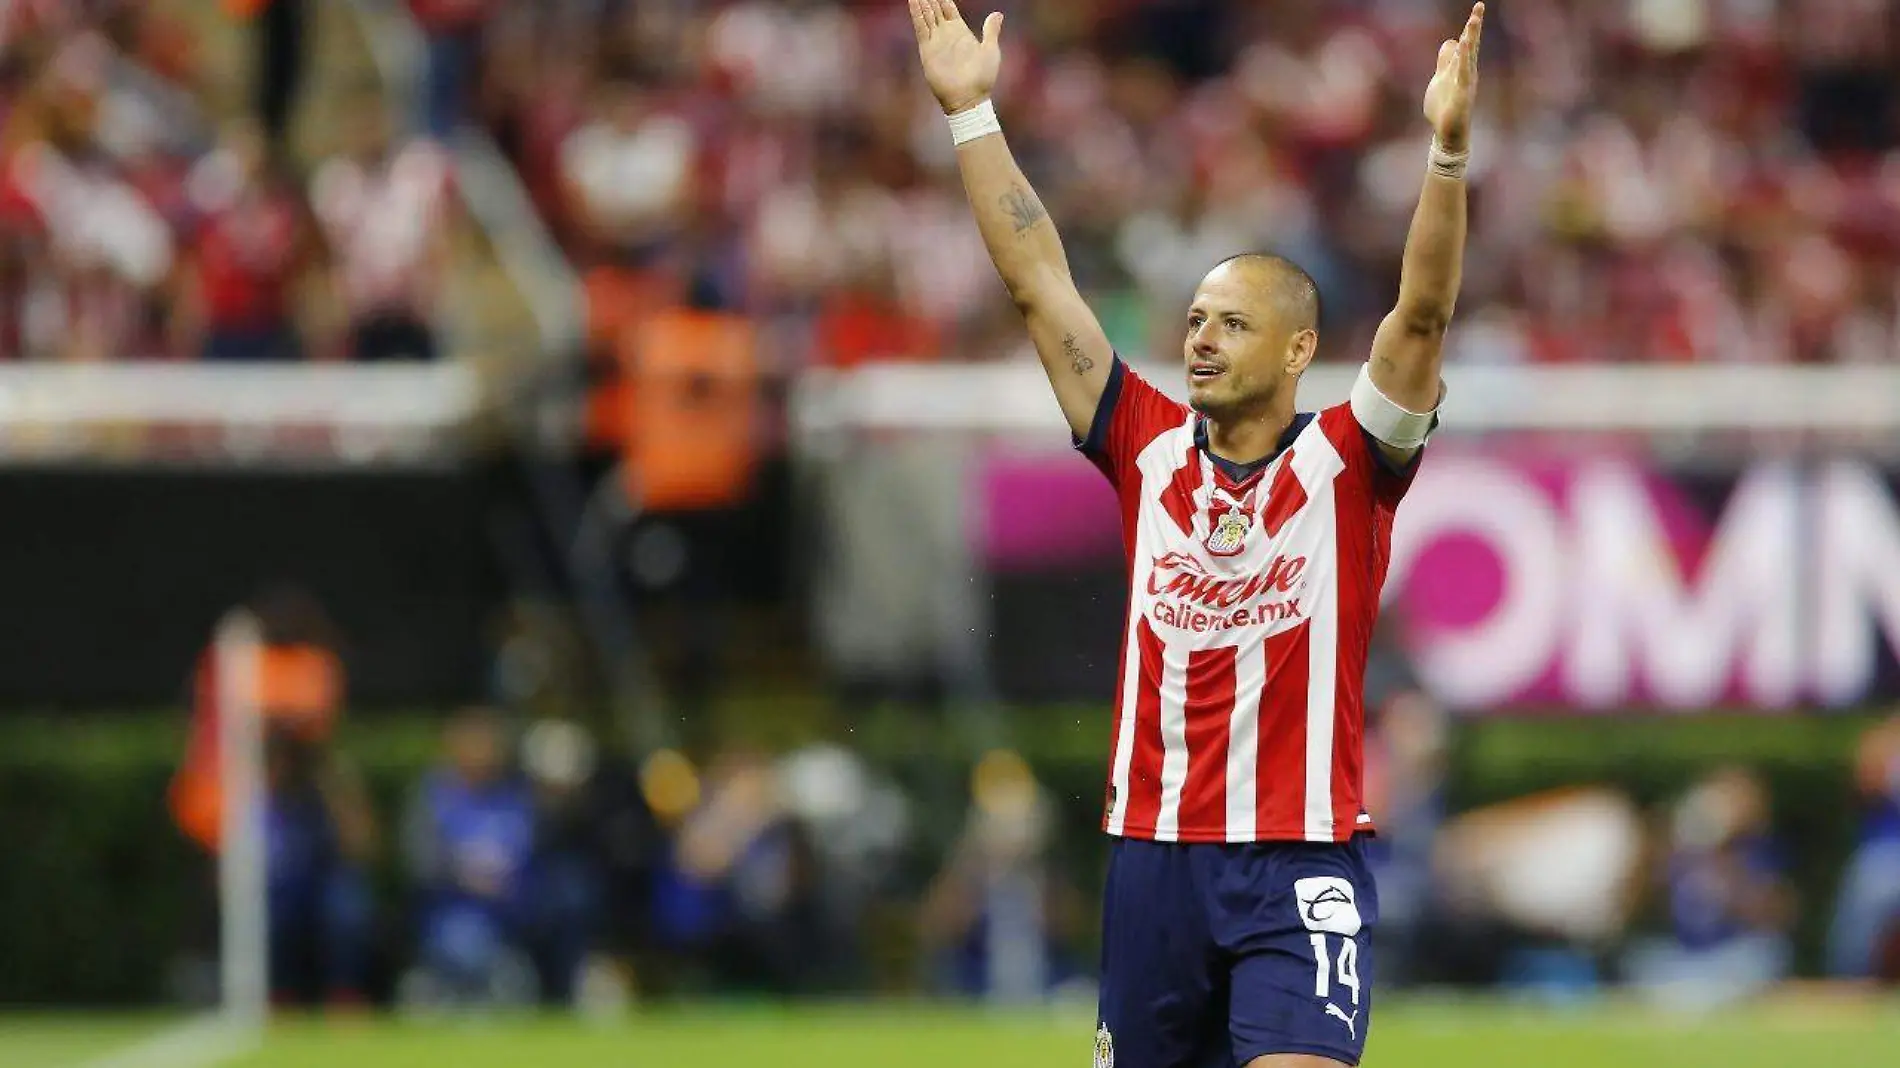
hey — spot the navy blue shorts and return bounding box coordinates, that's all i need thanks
[1094,836,1378,1067]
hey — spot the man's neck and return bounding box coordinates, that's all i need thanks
[1204,404,1297,467]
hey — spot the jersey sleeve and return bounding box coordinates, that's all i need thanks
[1074,357,1190,489]
[1319,402,1423,510]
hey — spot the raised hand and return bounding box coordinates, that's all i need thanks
[910,0,1004,116]
[1423,3,1484,153]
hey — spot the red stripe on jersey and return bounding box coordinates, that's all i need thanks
[1319,405,1392,839]
[1255,622,1310,835]
[1330,657,1360,839]
[1103,623,1132,823]
[1259,449,1308,536]
[1123,617,1167,835]
[1158,444,1202,538]
[1178,646,1236,835]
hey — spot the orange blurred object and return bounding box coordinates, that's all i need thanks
[607,306,760,513]
[168,642,344,852]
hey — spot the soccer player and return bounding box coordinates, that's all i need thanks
[909,2,1483,1065]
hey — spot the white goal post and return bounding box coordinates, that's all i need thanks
[215,609,269,1035]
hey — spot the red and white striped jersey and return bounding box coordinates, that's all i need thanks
[1079,359,1420,844]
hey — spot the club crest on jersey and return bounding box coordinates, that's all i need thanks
[1093,1023,1114,1068]
[1205,485,1259,557]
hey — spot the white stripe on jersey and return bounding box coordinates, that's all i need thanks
[1152,639,1192,841]
[1110,415,1195,836]
[1107,596,1142,836]
[1107,424,1181,836]
[1225,640,1264,842]
[1295,442,1344,841]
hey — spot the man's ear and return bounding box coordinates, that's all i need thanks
[1286,329,1319,375]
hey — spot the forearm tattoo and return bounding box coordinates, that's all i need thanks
[1064,332,1094,375]
[1000,185,1048,234]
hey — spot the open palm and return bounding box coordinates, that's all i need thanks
[910,0,1004,115]
[1423,3,1484,152]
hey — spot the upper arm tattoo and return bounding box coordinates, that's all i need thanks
[1000,185,1048,235]
[1062,332,1094,375]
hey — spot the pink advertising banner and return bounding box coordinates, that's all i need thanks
[980,448,1900,711]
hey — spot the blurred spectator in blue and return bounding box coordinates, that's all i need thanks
[1363,691,1449,985]
[1828,713,1900,982]
[776,744,912,993]
[518,718,605,1007]
[651,747,835,995]
[1625,767,1795,1010]
[917,751,1085,1005]
[263,723,378,1008]
[1361,621,1448,988]
[402,706,539,1006]
[409,0,494,141]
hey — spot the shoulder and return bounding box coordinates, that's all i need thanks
[1076,357,1192,464]
[1118,360,1192,425]
[1314,402,1367,456]
[1317,400,1425,500]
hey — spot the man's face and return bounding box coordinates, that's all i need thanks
[1182,260,1306,420]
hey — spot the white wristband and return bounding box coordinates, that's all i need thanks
[1428,136,1469,181]
[947,99,1002,147]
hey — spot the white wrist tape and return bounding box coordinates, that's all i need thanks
[1351,362,1442,450]
[947,99,1002,146]
[1428,136,1469,181]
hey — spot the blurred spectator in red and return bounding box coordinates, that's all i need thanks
[746,119,945,365]
[559,69,696,273]
[558,67,700,359]
[4,38,175,361]
[705,0,862,119]
[175,122,319,362]
[310,88,454,362]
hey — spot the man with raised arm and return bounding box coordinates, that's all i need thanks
[910,1,1483,1064]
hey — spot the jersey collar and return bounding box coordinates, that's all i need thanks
[1194,412,1313,486]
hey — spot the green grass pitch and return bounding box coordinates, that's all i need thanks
[3,1000,1897,1067]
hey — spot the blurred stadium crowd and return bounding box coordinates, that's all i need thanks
[0,0,452,362]
[483,0,1900,369]
[6,0,1900,367]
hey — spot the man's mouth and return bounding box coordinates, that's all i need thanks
[1189,361,1225,382]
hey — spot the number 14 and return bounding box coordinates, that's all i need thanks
[1308,933,1361,1005]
